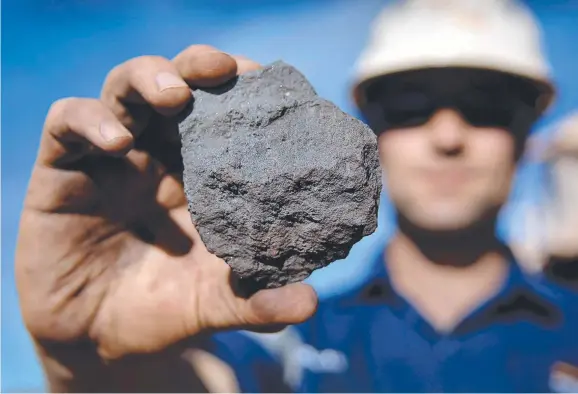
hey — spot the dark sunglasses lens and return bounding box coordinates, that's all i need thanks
[459,105,517,128]
[363,71,538,132]
[458,93,518,128]
[377,92,435,130]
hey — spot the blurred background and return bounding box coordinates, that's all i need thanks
[2,0,578,391]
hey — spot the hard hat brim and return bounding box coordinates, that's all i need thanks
[352,64,556,117]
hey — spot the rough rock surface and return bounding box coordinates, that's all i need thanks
[178,61,381,293]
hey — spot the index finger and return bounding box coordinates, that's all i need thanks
[100,47,239,136]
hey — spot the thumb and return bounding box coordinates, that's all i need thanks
[245,282,318,327]
[195,261,318,333]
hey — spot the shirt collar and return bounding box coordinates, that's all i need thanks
[339,238,563,328]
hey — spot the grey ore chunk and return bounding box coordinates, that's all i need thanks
[178,61,381,294]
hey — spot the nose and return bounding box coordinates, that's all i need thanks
[427,109,468,156]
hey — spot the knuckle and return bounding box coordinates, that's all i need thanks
[103,62,125,89]
[46,97,80,128]
[129,54,171,70]
[128,56,186,104]
[102,56,170,97]
[102,54,190,113]
[49,97,75,116]
[46,98,106,134]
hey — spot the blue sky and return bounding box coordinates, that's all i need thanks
[2,0,578,391]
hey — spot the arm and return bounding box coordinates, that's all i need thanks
[36,339,214,393]
[36,332,292,393]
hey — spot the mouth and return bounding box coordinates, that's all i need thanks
[420,169,474,188]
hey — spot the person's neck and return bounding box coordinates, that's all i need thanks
[391,216,508,268]
[385,217,510,332]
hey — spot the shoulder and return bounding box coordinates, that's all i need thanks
[525,274,578,358]
[528,273,578,315]
[541,280,578,378]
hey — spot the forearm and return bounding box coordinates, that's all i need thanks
[36,339,112,393]
[36,339,209,393]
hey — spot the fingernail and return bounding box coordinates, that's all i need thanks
[99,122,124,142]
[156,72,188,92]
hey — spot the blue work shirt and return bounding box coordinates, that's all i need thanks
[211,236,578,393]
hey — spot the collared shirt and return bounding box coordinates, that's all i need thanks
[205,331,291,393]
[210,236,578,393]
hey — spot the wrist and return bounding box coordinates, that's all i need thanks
[35,339,110,393]
[35,338,210,393]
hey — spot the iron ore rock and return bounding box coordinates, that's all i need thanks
[178,61,381,293]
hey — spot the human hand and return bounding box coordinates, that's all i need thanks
[512,112,578,272]
[16,45,317,369]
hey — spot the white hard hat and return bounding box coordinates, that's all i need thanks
[352,0,555,113]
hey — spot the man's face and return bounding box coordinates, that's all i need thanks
[364,68,537,232]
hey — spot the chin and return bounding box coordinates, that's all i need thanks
[404,207,484,234]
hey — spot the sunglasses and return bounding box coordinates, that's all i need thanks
[362,69,543,134]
